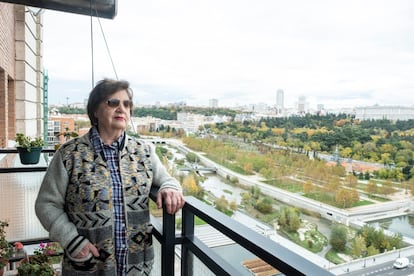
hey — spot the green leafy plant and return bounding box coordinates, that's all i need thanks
[37,242,63,264]
[0,220,13,269]
[16,242,58,276]
[17,261,55,276]
[15,133,44,152]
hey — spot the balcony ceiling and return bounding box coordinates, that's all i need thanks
[0,0,117,19]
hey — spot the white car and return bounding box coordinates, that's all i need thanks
[393,257,409,269]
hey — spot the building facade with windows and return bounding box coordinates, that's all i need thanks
[355,105,414,121]
[0,3,44,148]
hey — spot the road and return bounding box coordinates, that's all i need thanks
[343,256,414,276]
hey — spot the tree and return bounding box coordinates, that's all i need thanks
[278,209,287,228]
[351,235,367,258]
[243,162,253,174]
[335,188,352,208]
[350,189,360,204]
[241,192,251,206]
[287,211,301,232]
[254,197,273,214]
[345,174,358,188]
[359,225,397,253]
[215,195,229,212]
[327,175,341,192]
[366,245,380,256]
[340,147,353,158]
[366,180,378,195]
[389,233,403,250]
[303,181,314,194]
[250,185,261,199]
[182,174,204,199]
[330,224,347,252]
[229,200,238,211]
[278,206,301,233]
[186,152,198,163]
[380,152,392,166]
[380,180,394,195]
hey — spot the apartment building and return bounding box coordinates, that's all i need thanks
[0,3,44,148]
[355,105,414,121]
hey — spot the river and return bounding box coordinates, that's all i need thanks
[368,215,414,239]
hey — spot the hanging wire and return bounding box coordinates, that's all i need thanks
[89,2,137,134]
[95,15,119,80]
[90,0,95,87]
[88,3,119,82]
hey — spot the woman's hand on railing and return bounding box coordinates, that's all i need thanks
[156,188,185,215]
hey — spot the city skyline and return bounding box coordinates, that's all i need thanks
[42,1,414,109]
[52,93,411,113]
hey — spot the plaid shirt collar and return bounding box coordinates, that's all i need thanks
[90,127,125,154]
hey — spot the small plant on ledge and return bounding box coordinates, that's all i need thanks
[15,133,44,152]
[15,133,45,165]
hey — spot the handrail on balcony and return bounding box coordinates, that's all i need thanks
[149,187,333,276]
[1,150,333,275]
[0,148,54,173]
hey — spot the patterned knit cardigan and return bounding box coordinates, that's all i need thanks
[35,132,182,275]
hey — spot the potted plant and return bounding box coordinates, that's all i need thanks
[15,133,44,165]
[16,241,62,275]
[37,242,63,265]
[0,220,13,275]
[17,251,55,276]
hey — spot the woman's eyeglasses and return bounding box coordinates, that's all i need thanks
[106,98,133,109]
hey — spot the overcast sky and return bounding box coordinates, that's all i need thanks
[42,0,414,109]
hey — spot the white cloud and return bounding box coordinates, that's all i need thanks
[43,0,414,109]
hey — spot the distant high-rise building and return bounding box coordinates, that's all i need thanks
[209,98,218,108]
[296,95,308,114]
[276,89,284,114]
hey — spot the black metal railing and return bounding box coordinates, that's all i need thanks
[1,149,333,275]
[0,148,54,173]
[150,187,333,276]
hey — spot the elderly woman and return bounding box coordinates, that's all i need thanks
[35,79,184,275]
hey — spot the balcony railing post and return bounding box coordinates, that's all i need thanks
[161,208,176,276]
[181,204,194,276]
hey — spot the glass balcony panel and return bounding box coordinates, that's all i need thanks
[151,240,182,276]
[189,252,216,276]
[0,170,48,241]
